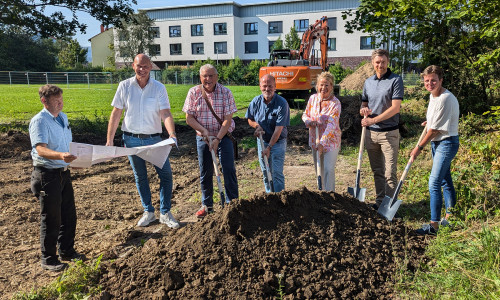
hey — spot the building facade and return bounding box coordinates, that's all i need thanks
[113,0,375,69]
[89,26,114,68]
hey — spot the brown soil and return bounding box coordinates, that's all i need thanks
[340,63,375,91]
[0,115,428,299]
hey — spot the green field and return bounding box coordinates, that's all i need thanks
[0,84,261,123]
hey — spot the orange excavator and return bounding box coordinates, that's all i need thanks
[260,16,329,101]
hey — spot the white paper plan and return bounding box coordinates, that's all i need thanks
[69,138,176,169]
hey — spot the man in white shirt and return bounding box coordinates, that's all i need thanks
[106,54,179,229]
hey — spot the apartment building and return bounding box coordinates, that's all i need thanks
[114,0,375,69]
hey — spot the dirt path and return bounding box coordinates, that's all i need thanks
[0,123,400,299]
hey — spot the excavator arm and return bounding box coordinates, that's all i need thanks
[298,16,329,70]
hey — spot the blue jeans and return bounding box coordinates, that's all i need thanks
[257,138,286,193]
[123,134,172,215]
[429,136,459,222]
[196,136,239,207]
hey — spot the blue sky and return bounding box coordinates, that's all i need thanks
[70,0,291,47]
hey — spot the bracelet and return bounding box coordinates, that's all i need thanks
[418,145,424,151]
[214,137,221,142]
[168,131,176,137]
[268,144,273,149]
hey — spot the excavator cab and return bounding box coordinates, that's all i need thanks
[267,49,307,67]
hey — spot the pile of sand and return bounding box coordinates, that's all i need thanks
[340,63,375,91]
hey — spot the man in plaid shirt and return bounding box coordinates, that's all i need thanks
[183,64,239,217]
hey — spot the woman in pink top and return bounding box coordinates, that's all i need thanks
[302,72,342,191]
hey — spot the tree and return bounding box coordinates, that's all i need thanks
[270,37,284,52]
[0,32,58,71]
[245,59,268,85]
[343,0,500,113]
[284,27,301,50]
[57,39,88,69]
[114,11,156,66]
[0,0,136,38]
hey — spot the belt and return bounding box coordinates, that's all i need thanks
[123,131,161,139]
[34,166,69,172]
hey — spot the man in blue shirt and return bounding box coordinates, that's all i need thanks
[30,84,85,272]
[246,74,290,193]
[360,49,404,208]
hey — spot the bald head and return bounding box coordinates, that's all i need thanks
[260,74,276,85]
[133,53,152,85]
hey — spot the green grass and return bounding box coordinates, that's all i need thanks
[13,256,103,300]
[0,84,261,124]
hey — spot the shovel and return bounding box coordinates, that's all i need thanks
[258,132,275,192]
[315,126,322,190]
[348,115,367,201]
[208,137,225,208]
[378,126,427,221]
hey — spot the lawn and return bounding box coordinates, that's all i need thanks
[0,84,261,123]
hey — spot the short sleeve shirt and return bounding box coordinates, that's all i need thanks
[183,83,237,136]
[426,89,459,141]
[111,76,170,134]
[362,69,404,131]
[245,93,290,142]
[29,108,72,168]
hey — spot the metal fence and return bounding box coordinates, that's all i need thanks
[402,73,421,86]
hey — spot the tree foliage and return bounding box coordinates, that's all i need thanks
[57,39,88,69]
[0,0,136,38]
[114,11,156,66]
[270,37,284,52]
[0,32,58,71]
[284,27,301,50]
[343,0,500,113]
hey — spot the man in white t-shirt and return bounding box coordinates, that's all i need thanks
[106,54,179,229]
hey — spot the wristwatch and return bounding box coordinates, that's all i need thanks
[418,145,424,151]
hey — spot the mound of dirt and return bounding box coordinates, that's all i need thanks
[340,63,375,91]
[0,131,31,160]
[99,188,426,299]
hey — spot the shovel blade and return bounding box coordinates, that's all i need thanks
[347,186,366,202]
[378,195,402,222]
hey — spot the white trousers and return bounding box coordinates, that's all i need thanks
[312,147,340,192]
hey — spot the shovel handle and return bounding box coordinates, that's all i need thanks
[258,132,274,192]
[209,137,225,207]
[357,115,367,171]
[315,126,322,190]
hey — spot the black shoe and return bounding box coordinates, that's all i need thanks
[41,261,67,272]
[372,203,379,210]
[416,224,438,235]
[59,251,86,262]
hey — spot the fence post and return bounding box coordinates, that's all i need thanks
[175,71,177,85]
[9,72,12,86]
[45,73,48,84]
[65,73,69,88]
[87,73,90,89]
[26,72,30,87]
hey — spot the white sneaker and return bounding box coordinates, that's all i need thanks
[137,211,156,227]
[160,211,180,229]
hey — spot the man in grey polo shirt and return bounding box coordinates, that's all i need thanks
[30,84,85,271]
[360,49,404,208]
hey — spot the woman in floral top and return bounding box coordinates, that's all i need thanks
[302,72,342,191]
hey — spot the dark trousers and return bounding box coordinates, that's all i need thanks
[31,168,76,264]
[196,136,239,207]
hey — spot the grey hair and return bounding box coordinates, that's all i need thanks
[200,64,218,75]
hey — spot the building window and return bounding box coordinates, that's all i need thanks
[244,23,258,35]
[191,24,204,36]
[170,44,182,55]
[269,41,275,52]
[294,19,309,32]
[245,41,258,53]
[360,36,375,50]
[328,17,337,31]
[328,38,336,51]
[150,27,160,38]
[214,23,227,35]
[214,42,227,54]
[268,21,282,34]
[169,26,181,37]
[192,43,204,54]
[151,44,161,56]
